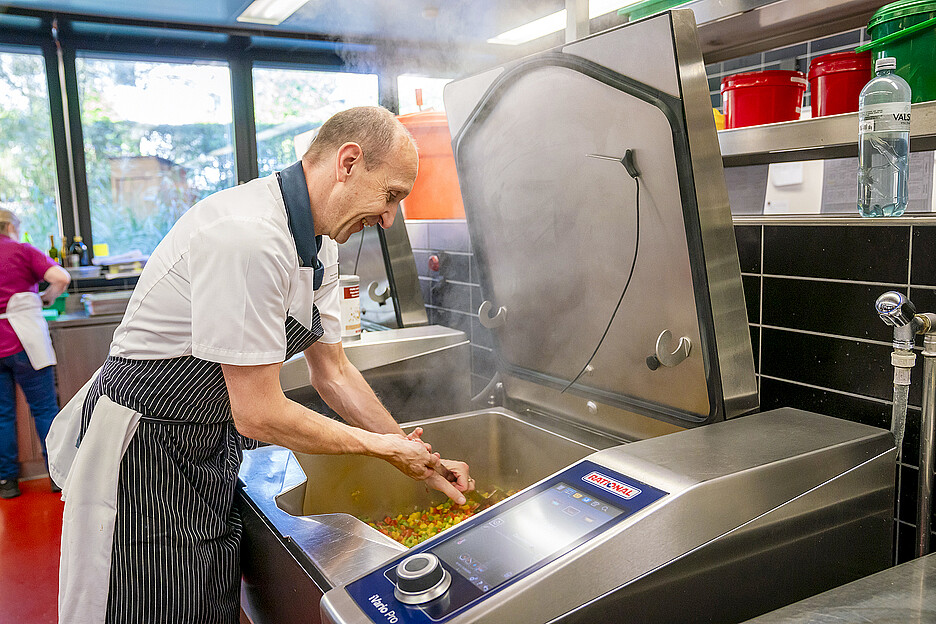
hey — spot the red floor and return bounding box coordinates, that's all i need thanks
[0,477,63,624]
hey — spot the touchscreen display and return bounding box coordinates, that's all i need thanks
[432,483,622,594]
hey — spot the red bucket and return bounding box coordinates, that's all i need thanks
[807,51,872,117]
[721,70,807,129]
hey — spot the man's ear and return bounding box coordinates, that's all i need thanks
[336,142,364,182]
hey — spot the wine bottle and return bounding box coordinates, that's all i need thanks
[48,235,60,264]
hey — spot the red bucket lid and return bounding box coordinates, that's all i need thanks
[721,69,807,92]
[807,51,873,81]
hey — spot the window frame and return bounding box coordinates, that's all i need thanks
[0,15,403,261]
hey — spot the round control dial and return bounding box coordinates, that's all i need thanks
[393,553,451,604]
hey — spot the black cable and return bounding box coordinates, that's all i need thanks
[561,171,640,394]
[352,228,365,275]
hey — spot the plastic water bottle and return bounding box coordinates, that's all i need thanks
[858,57,911,217]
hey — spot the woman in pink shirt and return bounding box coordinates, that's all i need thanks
[0,209,70,499]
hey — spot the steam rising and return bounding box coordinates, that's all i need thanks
[285,2,567,83]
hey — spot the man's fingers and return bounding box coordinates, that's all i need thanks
[427,474,466,505]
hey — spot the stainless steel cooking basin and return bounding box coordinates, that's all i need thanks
[281,410,608,521]
[239,409,621,624]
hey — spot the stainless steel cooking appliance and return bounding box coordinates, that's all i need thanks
[239,10,895,624]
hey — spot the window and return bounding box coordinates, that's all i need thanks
[0,47,59,250]
[253,67,378,177]
[76,55,235,256]
[397,75,452,115]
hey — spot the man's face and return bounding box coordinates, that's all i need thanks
[328,137,418,244]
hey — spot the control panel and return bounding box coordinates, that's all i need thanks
[344,460,667,623]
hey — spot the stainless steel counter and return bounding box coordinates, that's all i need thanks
[50,311,124,328]
[49,312,124,403]
[744,553,936,623]
[280,325,471,421]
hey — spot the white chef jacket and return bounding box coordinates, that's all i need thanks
[48,169,342,624]
[108,173,341,365]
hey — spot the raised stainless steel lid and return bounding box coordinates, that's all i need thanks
[443,11,757,433]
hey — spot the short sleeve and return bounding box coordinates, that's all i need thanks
[316,237,341,344]
[188,218,292,365]
[23,243,55,282]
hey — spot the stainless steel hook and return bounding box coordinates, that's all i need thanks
[653,329,691,368]
[478,301,507,329]
[368,281,390,304]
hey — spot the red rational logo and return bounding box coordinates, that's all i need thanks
[582,471,641,499]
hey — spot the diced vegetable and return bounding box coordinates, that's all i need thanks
[365,499,482,547]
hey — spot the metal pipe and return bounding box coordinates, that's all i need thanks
[917,326,936,557]
[876,292,921,457]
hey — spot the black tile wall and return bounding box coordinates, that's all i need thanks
[750,327,759,374]
[427,221,471,252]
[470,317,494,350]
[899,464,919,525]
[762,277,896,342]
[763,225,910,283]
[440,253,470,282]
[735,225,761,273]
[471,345,497,379]
[742,275,759,324]
[430,279,471,313]
[760,327,897,402]
[911,227,936,286]
[910,287,936,313]
[764,43,806,64]
[759,376,890,430]
[810,29,861,53]
[897,518,918,563]
[413,250,431,278]
[427,307,471,337]
[406,221,428,249]
[739,222,936,565]
[408,219,494,386]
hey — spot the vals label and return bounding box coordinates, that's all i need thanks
[583,471,641,499]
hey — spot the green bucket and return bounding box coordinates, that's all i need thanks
[856,0,936,102]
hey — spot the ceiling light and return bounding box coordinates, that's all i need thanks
[487,11,567,46]
[487,1,642,45]
[236,0,309,26]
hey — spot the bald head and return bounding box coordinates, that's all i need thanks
[303,106,414,171]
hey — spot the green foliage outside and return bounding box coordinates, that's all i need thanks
[77,58,236,256]
[0,51,59,251]
[0,53,379,258]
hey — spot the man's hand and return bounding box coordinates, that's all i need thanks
[407,427,474,505]
[377,432,441,481]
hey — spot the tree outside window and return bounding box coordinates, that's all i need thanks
[253,67,378,177]
[76,56,235,257]
[0,48,59,251]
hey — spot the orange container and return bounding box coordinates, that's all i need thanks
[397,111,465,219]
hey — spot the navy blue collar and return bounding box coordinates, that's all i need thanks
[276,161,323,288]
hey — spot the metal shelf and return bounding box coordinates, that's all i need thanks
[689,0,888,63]
[718,100,936,166]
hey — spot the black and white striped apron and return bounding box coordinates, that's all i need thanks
[80,313,322,623]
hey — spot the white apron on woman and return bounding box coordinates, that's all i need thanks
[0,291,56,369]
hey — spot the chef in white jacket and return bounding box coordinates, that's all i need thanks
[47,106,473,623]
[0,209,70,499]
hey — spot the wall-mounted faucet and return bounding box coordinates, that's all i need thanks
[876,291,936,558]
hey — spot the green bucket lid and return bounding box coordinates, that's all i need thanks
[869,0,936,31]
